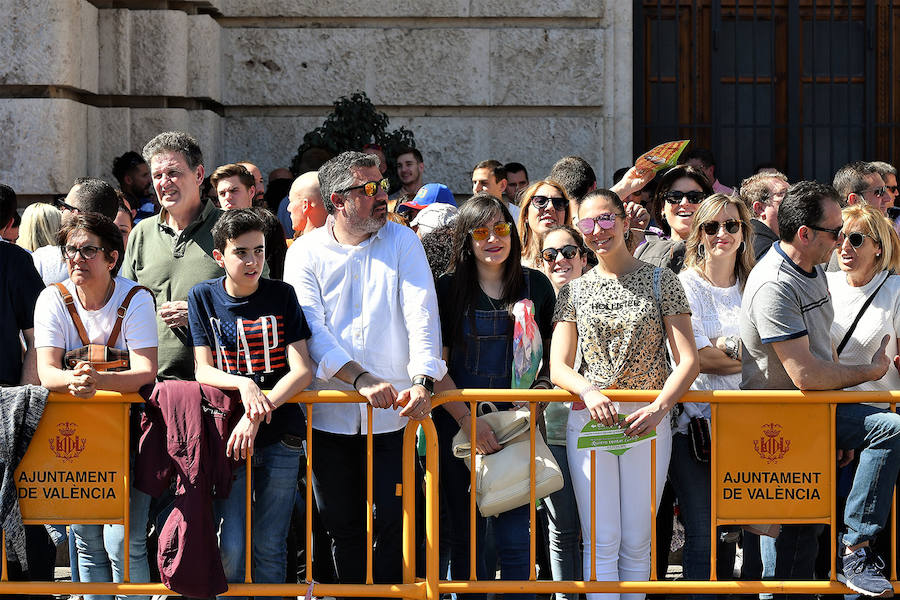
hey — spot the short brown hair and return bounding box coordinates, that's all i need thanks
[210,163,255,191]
[57,213,125,275]
[473,160,506,183]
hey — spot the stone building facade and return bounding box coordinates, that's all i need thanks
[0,0,633,202]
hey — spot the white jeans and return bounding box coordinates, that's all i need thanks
[566,402,672,600]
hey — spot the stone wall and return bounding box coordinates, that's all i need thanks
[0,0,633,201]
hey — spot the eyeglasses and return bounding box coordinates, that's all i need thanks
[700,219,742,236]
[887,185,899,195]
[860,186,887,198]
[541,245,580,262]
[55,198,79,212]
[663,190,707,205]
[808,224,843,239]
[531,195,567,212]
[62,244,105,260]
[470,222,512,241]
[576,214,619,235]
[336,178,389,197]
[839,231,875,249]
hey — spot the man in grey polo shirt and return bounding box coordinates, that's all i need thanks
[741,180,900,597]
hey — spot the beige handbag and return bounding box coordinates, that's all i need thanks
[452,404,564,518]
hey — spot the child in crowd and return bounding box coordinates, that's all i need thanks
[187,208,313,600]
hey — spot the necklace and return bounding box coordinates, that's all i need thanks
[480,284,503,311]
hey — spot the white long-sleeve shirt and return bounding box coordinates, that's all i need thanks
[283,218,447,434]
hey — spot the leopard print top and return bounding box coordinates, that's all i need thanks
[553,262,691,390]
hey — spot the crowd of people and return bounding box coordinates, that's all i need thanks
[4,131,900,600]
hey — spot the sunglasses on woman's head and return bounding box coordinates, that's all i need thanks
[700,219,742,236]
[531,195,567,212]
[663,190,707,205]
[470,222,512,241]
[541,245,579,262]
[576,214,618,235]
[839,231,875,249]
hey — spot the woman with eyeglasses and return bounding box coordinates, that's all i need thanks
[434,193,556,599]
[826,203,900,393]
[516,179,573,268]
[538,224,588,599]
[33,213,157,600]
[669,193,755,597]
[550,189,699,600]
[634,165,713,273]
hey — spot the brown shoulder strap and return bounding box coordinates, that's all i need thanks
[107,285,155,348]
[52,282,90,346]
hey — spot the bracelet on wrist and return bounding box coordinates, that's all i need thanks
[578,383,601,401]
[352,371,370,390]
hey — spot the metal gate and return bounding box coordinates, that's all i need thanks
[634,0,900,185]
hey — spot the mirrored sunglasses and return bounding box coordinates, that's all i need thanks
[337,178,390,197]
[576,214,618,235]
[470,222,512,241]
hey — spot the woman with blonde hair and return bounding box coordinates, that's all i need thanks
[827,203,900,392]
[517,179,573,268]
[670,193,755,595]
[17,202,62,252]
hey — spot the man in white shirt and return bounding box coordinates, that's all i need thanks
[283,151,446,586]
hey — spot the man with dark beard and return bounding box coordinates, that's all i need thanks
[282,151,446,586]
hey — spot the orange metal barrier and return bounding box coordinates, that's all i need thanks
[1,388,899,597]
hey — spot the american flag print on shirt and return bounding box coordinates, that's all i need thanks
[209,315,286,375]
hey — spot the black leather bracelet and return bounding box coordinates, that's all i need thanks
[412,375,435,395]
[352,371,369,390]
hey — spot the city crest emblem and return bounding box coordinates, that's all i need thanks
[49,421,86,462]
[754,422,790,464]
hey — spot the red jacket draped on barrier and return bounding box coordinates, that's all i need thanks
[135,381,242,598]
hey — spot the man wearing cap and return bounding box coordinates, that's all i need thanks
[397,183,456,222]
[412,203,457,239]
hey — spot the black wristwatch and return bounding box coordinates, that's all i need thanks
[412,375,435,395]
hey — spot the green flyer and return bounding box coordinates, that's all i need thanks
[576,414,656,455]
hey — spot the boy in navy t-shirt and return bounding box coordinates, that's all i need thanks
[188,208,313,597]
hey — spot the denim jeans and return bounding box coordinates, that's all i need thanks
[71,485,151,600]
[835,403,900,546]
[545,443,580,600]
[215,439,302,600]
[667,433,735,600]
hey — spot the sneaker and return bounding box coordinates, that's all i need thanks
[838,545,894,597]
